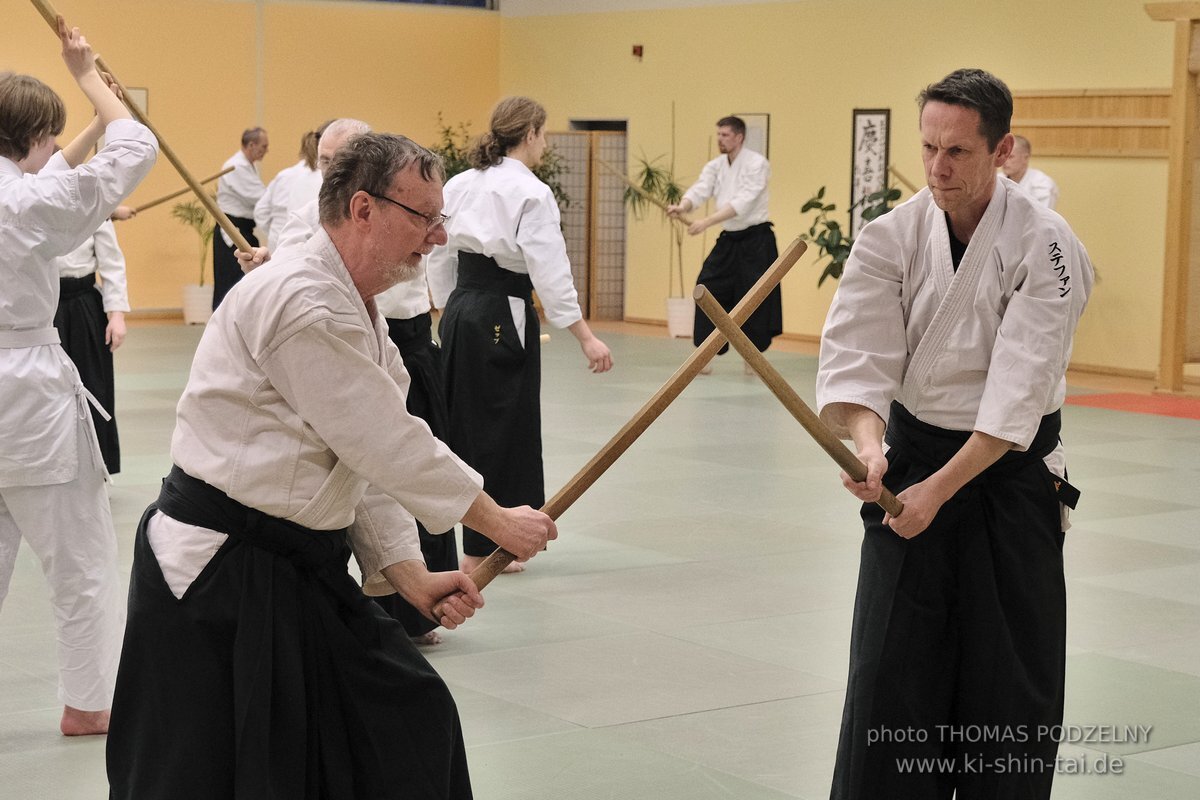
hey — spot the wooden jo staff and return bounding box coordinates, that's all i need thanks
[456,237,807,596]
[29,0,253,253]
[693,286,904,517]
[595,158,694,227]
[133,166,232,214]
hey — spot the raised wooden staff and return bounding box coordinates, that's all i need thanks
[595,158,694,227]
[693,286,904,517]
[29,0,253,252]
[457,237,807,595]
[133,166,232,213]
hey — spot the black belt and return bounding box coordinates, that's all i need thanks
[58,273,98,299]
[157,465,350,573]
[886,401,1080,507]
[386,311,433,355]
[718,221,773,242]
[456,252,533,300]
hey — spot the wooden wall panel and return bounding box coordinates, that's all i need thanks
[1012,89,1171,157]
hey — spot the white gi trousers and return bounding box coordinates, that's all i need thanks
[0,420,122,711]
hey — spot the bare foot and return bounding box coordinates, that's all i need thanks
[61,706,109,736]
[461,554,526,574]
[411,630,443,646]
[698,363,714,375]
[743,359,756,376]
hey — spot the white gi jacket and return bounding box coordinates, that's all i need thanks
[276,199,432,320]
[216,149,265,246]
[1016,167,1059,210]
[254,159,321,249]
[681,148,771,231]
[0,120,157,486]
[426,157,583,330]
[816,179,1093,467]
[167,228,482,593]
[58,220,130,312]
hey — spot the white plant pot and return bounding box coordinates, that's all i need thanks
[182,284,214,325]
[665,296,694,339]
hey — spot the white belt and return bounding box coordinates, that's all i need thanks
[0,327,61,348]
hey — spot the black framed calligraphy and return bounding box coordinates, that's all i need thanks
[850,108,890,238]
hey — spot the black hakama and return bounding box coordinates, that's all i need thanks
[692,221,781,352]
[830,402,1070,800]
[211,215,258,310]
[107,467,473,800]
[53,273,119,474]
[439,253,544,559]
[373,311,458,637]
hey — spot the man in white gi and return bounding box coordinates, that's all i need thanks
[212,126,268,308]
[667,115,781,366]
[816,68,1093,800]
[55,219,131,475]
[107,132,555,799]
[0,18,157,736]
[1002,134,1059,209]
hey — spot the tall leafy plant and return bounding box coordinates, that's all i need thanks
[171,200,215,286]
[624,153,686,297]
[800,185,902,286]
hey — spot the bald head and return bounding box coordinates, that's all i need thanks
[1001,134,1031,181]
[317,118,370,173]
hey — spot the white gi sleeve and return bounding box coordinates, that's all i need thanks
[816,218,910,437]
[975,223,1093,449]
[517,192,582,329]
[681,158,718,210]
[93,220,130,313]
[351,487,423,596]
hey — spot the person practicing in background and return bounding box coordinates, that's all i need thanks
[1002,134,1058,209]
[816,68,1093,800]
[241,117,457,646]
[211,126,267,308]
[427,96,612,575]
[106,133,557,799]
[253,122,325,249]
[667,115,780,372]
[54,218,131,475]
[0,17,157,736]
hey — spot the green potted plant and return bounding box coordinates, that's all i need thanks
[622,152,690,336]
[800,184,902,286]
[171,199,215,324]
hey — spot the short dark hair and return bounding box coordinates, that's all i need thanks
[319,132,444,224]
[716,115,746,137]
[0,72,66,161]
[917,68,1012,151]
[241,127,266,147]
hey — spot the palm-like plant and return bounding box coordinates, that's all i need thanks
[171,200,215,286]
[625,153,687,297]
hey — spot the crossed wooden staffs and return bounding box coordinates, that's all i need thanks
[29,0,253,252]
[457,235,903,607]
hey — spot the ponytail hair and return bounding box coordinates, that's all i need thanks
[469,96,546,170]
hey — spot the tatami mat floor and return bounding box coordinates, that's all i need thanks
[1,320,1198,798]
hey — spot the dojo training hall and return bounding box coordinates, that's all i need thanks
[3,0,1200,797]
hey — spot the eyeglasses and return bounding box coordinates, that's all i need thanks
[366,192,450,231]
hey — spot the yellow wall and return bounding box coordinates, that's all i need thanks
[1,0,1176,376]
[3,0,498,310]
[500,0,1174,375]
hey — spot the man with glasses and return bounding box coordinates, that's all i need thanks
[242,118,463,646]
[107,133,557,799]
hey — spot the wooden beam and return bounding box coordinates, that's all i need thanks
[1146,2,1200,21]
[1157,18,1196,390]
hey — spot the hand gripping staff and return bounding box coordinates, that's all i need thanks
[430,238,806,620]
[29,0,254,253]
[693,285,904,517]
